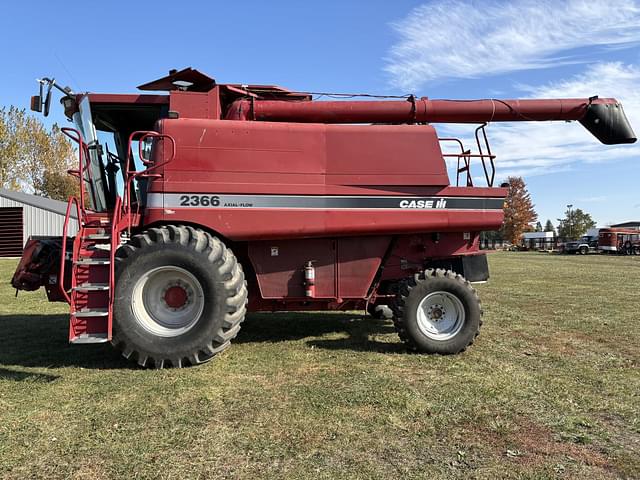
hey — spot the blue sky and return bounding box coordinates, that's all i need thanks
[1,0,639,226]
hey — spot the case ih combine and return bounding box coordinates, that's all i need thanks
[11,68,636,368]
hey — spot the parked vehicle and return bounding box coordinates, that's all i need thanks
[598,228,640,255]
[564,236,598,254]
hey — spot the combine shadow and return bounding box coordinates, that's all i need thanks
[0,314,131,370]
[0,367,59,382]
[238,312,407,354]
[0,311,407,370]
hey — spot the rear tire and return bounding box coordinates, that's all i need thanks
[113,225,247,368]
[391,269,482,354]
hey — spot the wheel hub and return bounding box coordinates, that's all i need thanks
[416,291,465,341]
[131,266,205,337]
[428,304,445,321]
[162,283,190,310]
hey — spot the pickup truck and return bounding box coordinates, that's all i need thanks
[563,237,598,255]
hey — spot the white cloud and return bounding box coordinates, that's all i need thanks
[440,62,640,181]
[576,195,609,202]
[386,0,640,90]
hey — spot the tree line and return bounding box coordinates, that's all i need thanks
[496,176,596,244]
[0,107,77,201]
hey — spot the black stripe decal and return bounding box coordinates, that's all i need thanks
[148,194,504,210]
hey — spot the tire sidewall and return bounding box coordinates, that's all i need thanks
[114,242,228,360]
[403,276,480,353]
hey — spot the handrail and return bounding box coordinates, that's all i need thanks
[475,124,496,187]
[125,130,177,177]
[439,125,497,187]
[123,130,176,232]
[439,138,473,187]
[60,127,94,213]
[107,195,122,339]
[58,196,83,304]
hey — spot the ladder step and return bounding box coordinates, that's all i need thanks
[72,308,109,317]
[71,333,109,344]
[74,258,110,265]
[86,244,111,251]
[73,283,110,291]
[84,233,111,240]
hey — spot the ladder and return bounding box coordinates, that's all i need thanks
[61,199,121,343]
[59,128,174,344]
[59,127,122,344]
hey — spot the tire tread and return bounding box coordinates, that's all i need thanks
[391,268,482,354]
[112,225,247,368]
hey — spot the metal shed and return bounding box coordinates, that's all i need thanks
[0,187,78,257]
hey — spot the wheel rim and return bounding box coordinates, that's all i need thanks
[131,266,205,337]
[416,291,466,341]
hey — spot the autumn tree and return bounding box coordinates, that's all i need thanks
[544,219,555,234]
[557,208,596,239]
[501,176,537,245]
[0,107,77,201]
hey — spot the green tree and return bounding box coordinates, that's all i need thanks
[535,221,543,232]
[557,208,596,239]
[544,219,555,234]
[0,107,77,201]
[501,176,538,244]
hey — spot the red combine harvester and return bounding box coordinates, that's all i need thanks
[11,68,636,368]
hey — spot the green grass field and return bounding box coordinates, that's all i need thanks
[0,253,638,479]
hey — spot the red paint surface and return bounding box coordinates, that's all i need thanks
[226,97,620,123]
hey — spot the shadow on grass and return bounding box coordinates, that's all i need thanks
[0,314,131,370]
[0,367,59,382]
[0,311,406,369]
[239,312,406,354]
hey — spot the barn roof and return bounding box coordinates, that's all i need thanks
[0,187,78,218]
[610,221,640,228]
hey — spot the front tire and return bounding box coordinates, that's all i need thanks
[113,225,247,368]
[391,269,482,354]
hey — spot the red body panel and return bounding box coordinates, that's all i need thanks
[142,118,504,243]
[158,119,450,187]
[144,207,502,241]
[137,113,504,303]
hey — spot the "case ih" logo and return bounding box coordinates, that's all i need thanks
[399,198,447,209]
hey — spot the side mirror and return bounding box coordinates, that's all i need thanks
[30,95,42,113]
[34,78,55,117]
[139,136,155,165]
[43,81,54,117]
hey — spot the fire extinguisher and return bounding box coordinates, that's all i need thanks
[304,261,315,298]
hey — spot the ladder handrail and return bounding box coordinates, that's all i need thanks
[107,195,122,340]
[61,127,91,214]
[59,196,83,304]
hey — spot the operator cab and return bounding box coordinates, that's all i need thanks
[30,78,169,212]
